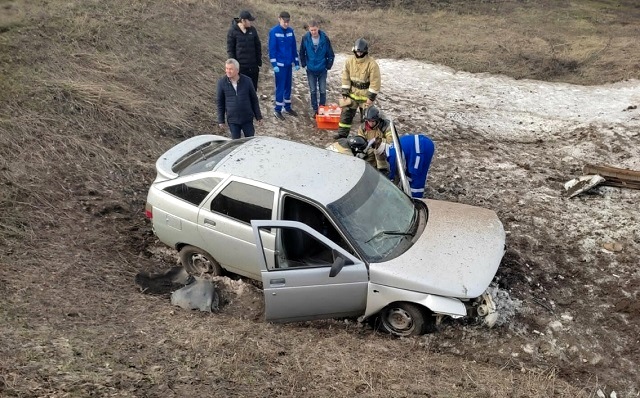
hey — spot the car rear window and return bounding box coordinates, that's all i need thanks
[163,177,222,206]
[173,138,250,176]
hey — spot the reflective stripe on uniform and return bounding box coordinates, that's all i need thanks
[349,94,368,101]
[339,122,351,128]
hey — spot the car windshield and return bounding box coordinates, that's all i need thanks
[328,166,417,262]
[174,138,250,176]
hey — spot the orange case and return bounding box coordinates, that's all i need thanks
[315,104,341,130]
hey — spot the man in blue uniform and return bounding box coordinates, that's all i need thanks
[379,134,435,198]
[269,11,300,120]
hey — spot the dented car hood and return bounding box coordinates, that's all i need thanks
[368,199,505,299]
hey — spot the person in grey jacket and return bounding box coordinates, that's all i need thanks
[299,20,335,115]
[216,59,262,139]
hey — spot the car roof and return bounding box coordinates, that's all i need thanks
[215,136,367,205]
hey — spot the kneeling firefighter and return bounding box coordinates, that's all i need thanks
[356,106,393,172]
[335,38,381,139]
[327,133,389,175]
[326,135,369,157]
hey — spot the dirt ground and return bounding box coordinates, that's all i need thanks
[1,0,639,397]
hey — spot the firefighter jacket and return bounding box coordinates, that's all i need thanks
[356,119,393,144]
[356,119,392,170]
[227,19,262,69]
[325,139,353,156]
[341,54,381,102]
[268,25,299,68]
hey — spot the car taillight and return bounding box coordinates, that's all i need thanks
[144,203,153,219]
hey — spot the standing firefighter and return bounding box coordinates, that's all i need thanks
[335,38,381,139]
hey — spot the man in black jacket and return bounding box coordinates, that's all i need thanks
[227,10,262,90]
[217,59,262,139]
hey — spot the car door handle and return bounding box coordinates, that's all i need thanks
[203,218,216,227]
[269,278,286,287]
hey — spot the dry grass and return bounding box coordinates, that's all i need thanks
[254,0,640,84]
[1,0,637,396]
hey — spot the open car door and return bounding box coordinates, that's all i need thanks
[389,120,411,197]
[251,220,369,323]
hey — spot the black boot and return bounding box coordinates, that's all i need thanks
[332,128,349,140]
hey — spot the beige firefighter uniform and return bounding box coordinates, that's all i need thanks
[356,119,392,171]
[325,140,353,155]
[336,55,381,137]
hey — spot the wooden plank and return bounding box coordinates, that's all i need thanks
[601,179,640,190]
[583,164,640,182]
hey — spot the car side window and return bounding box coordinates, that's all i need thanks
[281,196,354,256]
[210,181,273,224]
[163,177,222,206]
[274,226,353,269]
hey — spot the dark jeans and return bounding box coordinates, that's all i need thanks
[240,65,260,91]
[228,122,255,139]
[306,69,327,113]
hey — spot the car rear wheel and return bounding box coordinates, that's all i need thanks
[379,302,428,337]
[179,246,223,277]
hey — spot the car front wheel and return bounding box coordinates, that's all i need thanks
[179,246,223,277]
[379,302,428,337]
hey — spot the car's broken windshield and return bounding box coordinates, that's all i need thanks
[328,166,417,262]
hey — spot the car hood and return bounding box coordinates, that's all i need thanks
[369,199,505,299]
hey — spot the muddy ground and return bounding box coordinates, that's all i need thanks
[1,0,639,397]
[226,53,640,395]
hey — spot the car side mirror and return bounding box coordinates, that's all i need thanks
[329,256,346,278]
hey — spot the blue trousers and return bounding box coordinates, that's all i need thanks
[228,122,255,139]
[388,135,435,198]
[274,65,293,112]
[405,135,435,198]
[306,69,327,113]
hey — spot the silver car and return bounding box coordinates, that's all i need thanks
[145,135,505,336]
